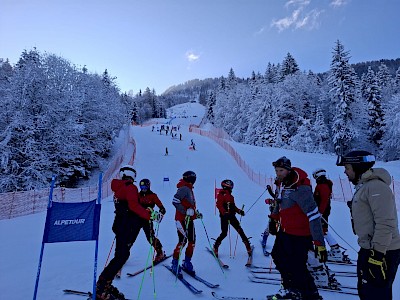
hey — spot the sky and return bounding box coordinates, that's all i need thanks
[1,102,399,300]
[1,0,399,95]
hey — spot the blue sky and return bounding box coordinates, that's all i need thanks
[1,0,399,94]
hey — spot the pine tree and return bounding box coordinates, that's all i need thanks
[281,52,299,79]
[361,67,385,149]
[327,40,359,154]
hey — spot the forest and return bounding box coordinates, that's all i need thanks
[0,40,399,192]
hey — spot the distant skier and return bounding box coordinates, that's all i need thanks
[312,168,346,262]
[96,165,158,300]
[213,179,252,258]
[171,171,202,276]
[138,179,166,262]
[268,156,325,300]
[165,147,169,156]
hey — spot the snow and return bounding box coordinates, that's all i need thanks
[1,102,399,300]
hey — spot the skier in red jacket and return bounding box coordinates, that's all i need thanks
[213,179,252,258]
[170,171,202,276]
[138,178,166,262]
[96,165,156,300]
[268,157,326,300]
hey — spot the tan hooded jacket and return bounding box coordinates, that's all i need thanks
[351,168,400,254]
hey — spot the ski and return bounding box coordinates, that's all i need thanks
[206,247,229,269]
[211,291,254,300]
[245,245,255,267]
[181,266,220,288]
[164,265,203,294]
[248,276,358,296]
[250,268,357,277]
[327,259,356,266]
[63,289,133,300]
[127,254,172,277]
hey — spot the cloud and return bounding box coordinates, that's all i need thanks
[330,0,348,8]
[185,51,200,62]
[271,0,328,32]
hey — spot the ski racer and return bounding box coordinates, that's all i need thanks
[269,156,326,300]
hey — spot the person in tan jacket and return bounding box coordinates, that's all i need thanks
[337,150,400,300]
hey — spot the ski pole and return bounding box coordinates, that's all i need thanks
[228,220,232,258]
[233,204,245,257]
[104,237,116,267]
[245,187,268,214]
[321,216,357,253]
[199,218,225,275]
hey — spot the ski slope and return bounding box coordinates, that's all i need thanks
[1,102,399,300]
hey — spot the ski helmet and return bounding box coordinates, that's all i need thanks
[312,168,327,180]
[336,150,375,176]
[221,179,234,190]
[272,156,292,170]
[119,165,136,180]
[139,178,151,190]
[182,170,196,184]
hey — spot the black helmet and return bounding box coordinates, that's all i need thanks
[336,150,375,176]
[139,178,151,190]
[221,179,234,190]
[183,170,196,184]
[272,156,292,170]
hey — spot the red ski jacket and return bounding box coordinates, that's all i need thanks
[216,190,241,216]
[111,179,151,220]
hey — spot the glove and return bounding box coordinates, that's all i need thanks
[195,210,203,219]
[268,218,278,235]
[149,209,161,222]
[186,208,195,216]
[159,206,166,215]
[265,198,273,205]
[315,245,328,263]
[238,209,245,216]
[367,250,387,285]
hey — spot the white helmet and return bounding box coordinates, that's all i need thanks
[119,165,136,180]
[312,168,326,180]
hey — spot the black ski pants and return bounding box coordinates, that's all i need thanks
[100,213,143,281]
[215,214,250,247]
[271,231,319,298]
[357,247,400,300]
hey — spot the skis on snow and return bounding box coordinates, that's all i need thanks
[248,276,358,296]
[212,291,254,300]
[164,265,203,294]
[206,247,229,268]
[181,265,220,288]
[126,254,172,277]
[63,289,133,300]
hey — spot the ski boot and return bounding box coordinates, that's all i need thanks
[261,230,269,248]
[96,277,125,300]
[154,250,166,263]
[310,265,329,288]
[212,241,220,257]
[182,255,195,275]
[171,258,182,277]
[328,245,351,263]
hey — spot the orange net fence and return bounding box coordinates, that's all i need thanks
[190,125,400,210]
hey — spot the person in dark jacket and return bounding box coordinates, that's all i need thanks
[171,170,202,276]
[96,165,155,300]
[138,178,166,262]
[213,179,252,257]
[269,156,326,300]
[337,150,400,300]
